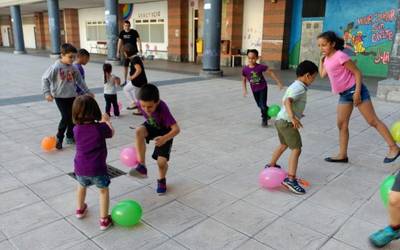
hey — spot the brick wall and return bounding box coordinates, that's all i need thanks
[34,12,45,49]
[63,9,80,48]
[168,0,189,62]
[261,0,292,69]
[225,0,243,55]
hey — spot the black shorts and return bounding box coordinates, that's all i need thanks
[392,172,400,192]
[143,122,173,161]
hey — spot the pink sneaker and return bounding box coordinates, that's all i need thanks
[100,216,113,231]
[76,203,88,219]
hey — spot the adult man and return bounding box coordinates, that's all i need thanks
[116,20,143,88]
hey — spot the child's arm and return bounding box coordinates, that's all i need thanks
[75,71,92,96]
[42,66,56,102]
[266,69,284,90]
[284,98,302,129]
[319,56,327,78]
[154,123,180,147]
[101,113,115,137]
[113,76,121,86]
[242,76,247,96]
[343,60,363,106]
[130,64,142,81]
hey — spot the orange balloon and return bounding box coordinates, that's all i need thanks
[41,136,56,151]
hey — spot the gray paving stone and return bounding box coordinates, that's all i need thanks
[235,239,274,250]
[175,218,249,250]
[29,175,77,199]
[152,240,188,250]
[0,201,61,238]
[0,231,6,242]
[353,192,388,226]
[0,168,23,194]
[178,186,237,216]
[243,189,303,216]
[164,174,204,198]
[212,200,277,237]
[0,240,16,250]
[10,220,87,250]
[143,201,206,237]
[334,217,400,250]
[93,222,168,250]
[254,218,328,250]
[320,239,360,250]
[283,200,349,236]
[91,175,146,199]
[180,165,232,184]
[67,240,101,250]
[0,187,40,214]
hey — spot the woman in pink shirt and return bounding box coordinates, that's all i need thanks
[318,31,399,164]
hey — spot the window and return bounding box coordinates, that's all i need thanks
[302,0,326,18]
[86,21,106,41]
[134,19,165,43]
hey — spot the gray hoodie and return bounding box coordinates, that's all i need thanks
[42,60,90,98]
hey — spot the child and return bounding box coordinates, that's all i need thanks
[74,49,90,95]
[242,49,285,127]
[265,60,318,195]
[123,43,148,115]
[129,84,180,195]
[42,43,92,150]
[103,63,121,117]
[317,31,400,163]
[370,171,400,247]
[72,94,114,230]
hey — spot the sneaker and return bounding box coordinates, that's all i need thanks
[282,177,306,195]
[99,215,112,231]
[157,178,167,195]
[56,138,62,150]
[369,226,400,248]
[76,203,88,219]
[65,137,75,144]
[264,164,282,169]
[261,119,268,127]
[128,163,148,178]
[127,105,137,110]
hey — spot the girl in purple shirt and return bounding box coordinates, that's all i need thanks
[72,95,114,230]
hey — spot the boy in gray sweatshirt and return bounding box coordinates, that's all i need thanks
[42,43,92,149]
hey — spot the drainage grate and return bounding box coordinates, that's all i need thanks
[67,165,126,185]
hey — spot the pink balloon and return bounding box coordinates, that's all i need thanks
[259,167,287,189]
[120,147,139,167]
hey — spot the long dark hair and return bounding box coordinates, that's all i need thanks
[72,94,102,124]
[317,31,344,51]
[103,63,112,84]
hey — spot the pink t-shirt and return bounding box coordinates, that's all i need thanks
[323,50,355,94]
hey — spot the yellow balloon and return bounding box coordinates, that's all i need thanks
[391,121,400,143]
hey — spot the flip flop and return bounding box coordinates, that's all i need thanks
[384,151,400,164]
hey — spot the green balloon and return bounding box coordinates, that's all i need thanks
[380,175,396,207]
[267,105,281,118]
[390,121,400,143]
[111,199,142,227]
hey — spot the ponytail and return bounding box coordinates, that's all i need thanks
[102,63,112,84]
[318,31,344,51]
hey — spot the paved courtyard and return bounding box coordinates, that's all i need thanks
[0,51,400,250]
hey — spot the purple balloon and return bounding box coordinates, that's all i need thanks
[120,147,139,167]
[259,167,287,189]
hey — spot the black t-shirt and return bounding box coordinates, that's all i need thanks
[119,29,139,53]
[129,56,148,87]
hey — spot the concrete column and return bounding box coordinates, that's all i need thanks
[47,0,61,56]
[200,0,223,77]
[10,5,26,54]
[104,0,119,63]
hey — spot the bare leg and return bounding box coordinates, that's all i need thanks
[124,66,128,83]
[332,103,354,159]
[99,188,109,218]
[157,156,169,179]
[288,148,301,178]
[270,144,288,165]
[77,184,86,209]
[135,126,148,165]
[357,100,400,157]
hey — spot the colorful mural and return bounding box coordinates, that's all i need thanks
[120,4,134,21]
[288,0,303,68]
[324,0,398,77]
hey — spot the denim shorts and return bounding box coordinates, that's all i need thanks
[338,84,371,104]
[76,175,110,188]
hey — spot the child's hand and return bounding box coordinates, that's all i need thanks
[101,113,110,122]
[291,116,303,129]
[154,136,166,147]
[46,95,54,102]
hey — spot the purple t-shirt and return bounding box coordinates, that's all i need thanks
[73,123,113,176]
[137,100,177,129]
[73,63,85,80]
[242,64,268,92]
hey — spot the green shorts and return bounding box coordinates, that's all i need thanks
[275,119,302,149]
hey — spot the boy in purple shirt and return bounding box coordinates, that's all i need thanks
[72,94,114,230]
[242,49,284,126]
[73,49,90,95]
[129,84,180,195]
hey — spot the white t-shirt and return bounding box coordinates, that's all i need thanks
[276,80,308,122]
[104,74,118,95]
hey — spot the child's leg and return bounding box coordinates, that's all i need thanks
[357,100,400,156]
[111,95,120,116]
[65,97,75,139]
[135,126,149,165]
[54,98,69,141]
[270,144,288,165]
[288,148,301,178]
[99,188,110,218]
[157,156,169,179]
[104,94,112,116]
[77,184,87,209]
[259,87,269,120]
[334,103,354,159]
[123,84,137,107]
